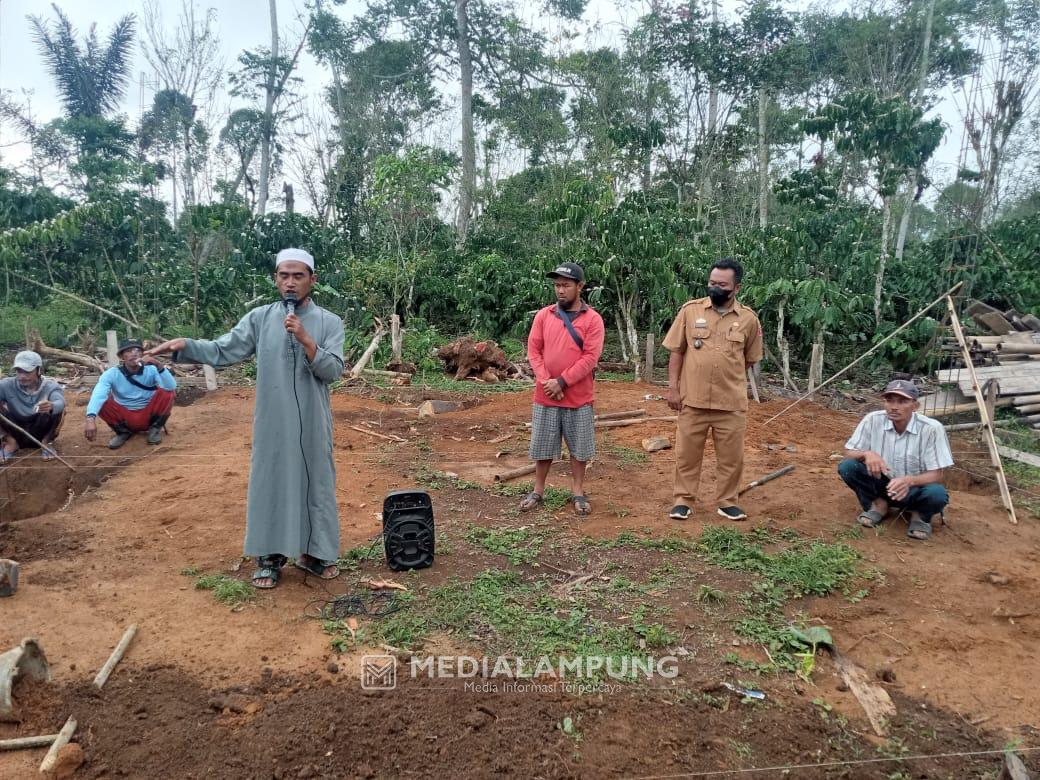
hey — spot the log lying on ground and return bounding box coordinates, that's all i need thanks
[594,409,645,421]
[349,324,387,379]
[30,333,104,372]
[595,415,677,429]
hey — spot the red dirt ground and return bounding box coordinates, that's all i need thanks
[1,380,1038,778]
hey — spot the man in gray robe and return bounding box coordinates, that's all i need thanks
[148,248,345,588]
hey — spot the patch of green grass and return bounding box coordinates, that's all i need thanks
[696,584,726,605]
[195,574,254,608]
[603,440,649,466]
[415,467,482,491]
[492,481,572,510]
[592,531,696,552]
[699,525,864,674]
[353,568,656,669]
[1004,459,1040,488]
[410,372,532,394]
[180,565,200,576]
[337,540,384,569]
[463,525,550,565]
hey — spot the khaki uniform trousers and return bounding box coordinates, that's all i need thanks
[672,406,747,508]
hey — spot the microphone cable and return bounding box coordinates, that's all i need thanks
[286,295,315,571]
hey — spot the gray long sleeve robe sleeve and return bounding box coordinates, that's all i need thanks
[176,301,345,560]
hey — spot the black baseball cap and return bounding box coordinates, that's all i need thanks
[882,379,920,400]
[117,338,144,355]
[547,262,585,282]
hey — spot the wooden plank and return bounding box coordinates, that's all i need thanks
[947,296,1018,524]
[953,381,1040,397]
[936,364,1040,381]
[974,311,1014,335]
[996,446,1040,469]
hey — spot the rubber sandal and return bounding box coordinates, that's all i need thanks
[0,448,17,464]
[294,554,341,580]
[572,495,591,516]
[251,555,286,589]
[857,509,885,528]
[41,447,56,461]
[519,492,543,512]
[907,517,932,541]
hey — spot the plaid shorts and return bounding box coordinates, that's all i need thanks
[529,403,596,462]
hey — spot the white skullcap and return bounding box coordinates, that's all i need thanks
[275,247,315,271]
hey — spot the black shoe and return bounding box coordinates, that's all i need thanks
[147,425,163,445]
[717,505,748,521]
[669,505,692,520]
[108,430,133,449]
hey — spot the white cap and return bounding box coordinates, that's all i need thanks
[275,247,315,271]
[13,350,42,372]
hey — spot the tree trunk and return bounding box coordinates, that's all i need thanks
[895,0,936,261]
[182,109,197,209]
[874,195,892,326]
[256,0,279,215]
[757,86,769,229]
[698,0,720,211]
[455,0,476,242]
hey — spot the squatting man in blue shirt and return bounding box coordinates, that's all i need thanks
[84,339,177,449]
[838,379,954,542]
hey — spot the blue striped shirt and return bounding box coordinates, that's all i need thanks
[845,411,954,478]
[86,365,177,416]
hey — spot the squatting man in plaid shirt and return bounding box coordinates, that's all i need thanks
[839,379,954,541]
[521,262,605,516]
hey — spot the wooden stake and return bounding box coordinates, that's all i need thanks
[644,333,655,382]
[202,365,218,391]
[747,367,761,403]
[0,412,75,471]
[0,734,58,751]
[946,296,1017,524]
[983,379,999,423]
[106,330,119,369]
[93,624,138,689]
[763,280,964,425]
[38,717,76,773]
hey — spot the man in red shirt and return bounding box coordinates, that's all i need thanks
[521,262,605,515]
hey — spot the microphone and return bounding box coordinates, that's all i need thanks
[284,293,298,348]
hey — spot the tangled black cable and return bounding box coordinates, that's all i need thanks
[313,589,406,621]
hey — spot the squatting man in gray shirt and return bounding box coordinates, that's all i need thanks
[838,379,954,542]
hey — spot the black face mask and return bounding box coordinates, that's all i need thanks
[707,286,732,306]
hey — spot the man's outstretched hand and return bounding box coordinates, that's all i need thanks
[146,338,187,357]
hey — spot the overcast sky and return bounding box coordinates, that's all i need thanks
[0,0,986,208]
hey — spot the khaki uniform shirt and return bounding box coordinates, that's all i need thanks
[662,297,764,412]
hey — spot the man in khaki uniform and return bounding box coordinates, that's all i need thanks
[663,258,763,521]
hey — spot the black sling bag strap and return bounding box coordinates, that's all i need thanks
[119,365,158,392]
[558,307,584,350]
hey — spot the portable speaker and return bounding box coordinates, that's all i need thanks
[382,489,435,571]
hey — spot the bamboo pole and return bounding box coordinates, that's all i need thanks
[11,271,139,330]
[38,717,76,774]
[747,367,761,403]
[0,412,75,471]
[763,281,964,425]
[93,624,137,690]
[0,734,58,751]
[946,296,1017,524]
